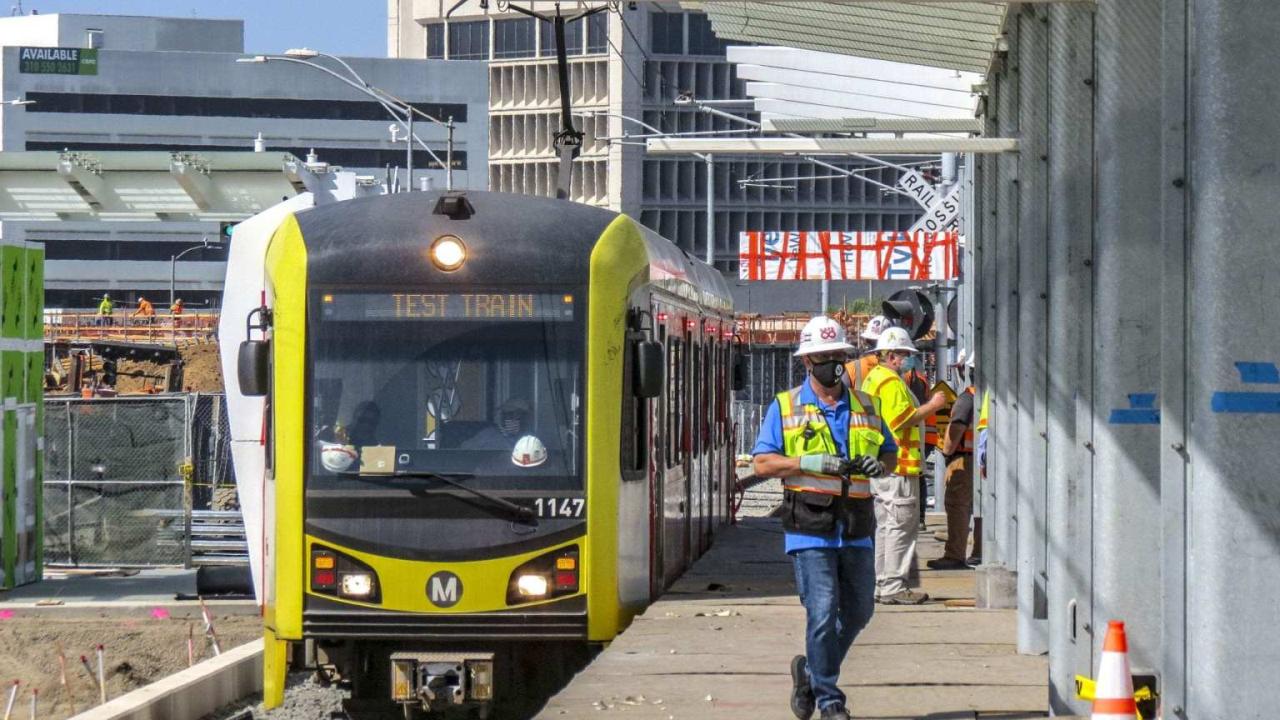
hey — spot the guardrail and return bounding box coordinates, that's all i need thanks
[44,311,219,344]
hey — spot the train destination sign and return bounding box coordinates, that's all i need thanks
[19,47,98,75]
[320,292,575,322]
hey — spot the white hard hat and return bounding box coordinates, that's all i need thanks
[953,348,968,367]
[320,443,358,473]
[860,315,890,341]
[794,315,855,357]
[966,352,976,368]
[875,326,918,353]
[512,434,548,468]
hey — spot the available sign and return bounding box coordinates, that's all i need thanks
[739,230,960,281]
[19,47,98,75]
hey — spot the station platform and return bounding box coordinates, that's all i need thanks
[0,567,258,618]
[538,515,1049,720]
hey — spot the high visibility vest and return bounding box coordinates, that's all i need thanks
[843,353,878,392]
[905,370,938,445]
[957,386,976,454]
[976,389,990,432]
[776,385,884,499]
[863,365,924,477]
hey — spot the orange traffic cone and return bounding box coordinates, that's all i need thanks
[1092,620,1137,719]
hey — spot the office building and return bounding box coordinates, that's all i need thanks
[0,13,488,308]
[388,1,928,312]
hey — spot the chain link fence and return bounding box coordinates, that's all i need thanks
[42,394,241,568]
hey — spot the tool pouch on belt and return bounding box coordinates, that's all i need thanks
[781,489,838,535]
[781,491,876,539]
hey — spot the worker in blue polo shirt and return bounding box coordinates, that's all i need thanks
[753,315,899,720]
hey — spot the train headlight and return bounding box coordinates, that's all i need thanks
[507,546,579,605]
[515,574,549,598]
[430,235,467,271]
[340,573,375,598]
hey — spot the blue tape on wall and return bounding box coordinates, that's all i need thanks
[1233,361,1279,384]
[1108,393,1160,425]
[1210,392,1280,414]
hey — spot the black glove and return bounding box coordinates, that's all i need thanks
[799,454,846,476]
[846,455,886,478]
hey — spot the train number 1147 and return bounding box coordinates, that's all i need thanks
[533,497,585,518]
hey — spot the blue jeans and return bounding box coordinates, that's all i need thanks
[793,546,876,710]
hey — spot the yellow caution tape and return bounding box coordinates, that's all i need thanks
[1074,675,1156,720]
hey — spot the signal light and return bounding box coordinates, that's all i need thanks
[314,555,335,569]
[555,557,576,571]
[313,570,335,587]
[555,571,577,588]
[656,312,668,323]
[218,221,238,240]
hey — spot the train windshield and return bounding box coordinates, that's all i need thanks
[308,290,584,492]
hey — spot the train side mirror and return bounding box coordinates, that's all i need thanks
[238,340,270,397]
[634,340,664,399]
[732,354,746,392]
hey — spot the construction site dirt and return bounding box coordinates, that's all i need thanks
[0,611,258,719]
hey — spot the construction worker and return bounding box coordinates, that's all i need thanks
[133,296,155,324]
[844,315,888,391]
[971,384,990,566]
[170,298,185,327]
[862,326,949,604]
[753,315,898,720]
[462,398,533,450]
[930,352,977,570]
[96,293,114,326]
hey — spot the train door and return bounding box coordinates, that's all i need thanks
[697,337,712,553]
[660,314,689,588]
[651,316,666,598]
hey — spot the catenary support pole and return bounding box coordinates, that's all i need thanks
[1091,0,1163,683]
[1045,2,1096,711]
[405,109,414,192]
[705,153,714,265]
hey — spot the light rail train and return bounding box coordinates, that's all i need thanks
[226,190,739,717]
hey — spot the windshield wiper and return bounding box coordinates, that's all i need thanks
[343,471,536,525]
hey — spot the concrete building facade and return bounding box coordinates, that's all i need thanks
[0,13,488,309]
[389,1,926,313]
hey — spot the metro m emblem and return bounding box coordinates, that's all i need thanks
[427,571,463,608]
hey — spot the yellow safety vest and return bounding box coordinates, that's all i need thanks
[863,365,924,477]
[976,389,990,432]
[776,385,884,499]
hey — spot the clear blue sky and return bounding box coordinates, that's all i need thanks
[19,0,387,57]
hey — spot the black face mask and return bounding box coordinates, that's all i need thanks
[811,360,845,388]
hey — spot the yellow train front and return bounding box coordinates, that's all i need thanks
[249,191,737,716]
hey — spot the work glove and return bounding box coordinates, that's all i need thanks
[799,454,846,476]
[846,455,887,478]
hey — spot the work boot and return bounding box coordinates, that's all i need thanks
[819,702,851,720]
[966,555,983,567]
[790,655,815,720]
[927,557,970,570]
[878,589,929,605]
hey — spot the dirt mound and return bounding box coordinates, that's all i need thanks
[178,342,224,393]
[0,613,259,719]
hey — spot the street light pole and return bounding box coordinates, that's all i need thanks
[237,51,454,191]
[170,242,222,308]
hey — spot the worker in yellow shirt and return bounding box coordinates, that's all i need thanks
[861,326,948,604]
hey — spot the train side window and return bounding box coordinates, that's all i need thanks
[620,327,648,481]
[691,340,701,457]
[668,337,685,468]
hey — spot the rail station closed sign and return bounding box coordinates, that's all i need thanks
[19,47,98,75]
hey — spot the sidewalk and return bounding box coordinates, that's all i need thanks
[538,515,1048,719]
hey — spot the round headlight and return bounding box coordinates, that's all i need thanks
[430,235,467,271]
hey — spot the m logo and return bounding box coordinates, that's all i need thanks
[820,327,838,340]
[426,571,462,608]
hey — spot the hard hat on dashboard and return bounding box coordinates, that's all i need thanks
[320,443,358,473]
[512,435,547,468]
[794,315,854,357]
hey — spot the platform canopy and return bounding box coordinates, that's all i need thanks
[0,151,316,221]
[683,1,1015,75]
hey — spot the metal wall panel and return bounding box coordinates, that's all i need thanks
[1184,0,1280,714]
[1014,4,1051,656]
[1045,3,1097,712]
[1090,0,1163,678]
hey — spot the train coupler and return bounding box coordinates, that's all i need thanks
[390,652,495,713]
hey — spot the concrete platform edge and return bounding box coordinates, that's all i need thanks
[66,640,262,720]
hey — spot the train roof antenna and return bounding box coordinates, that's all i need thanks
[508,2,610,200]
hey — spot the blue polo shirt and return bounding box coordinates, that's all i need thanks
[752,382,897,553]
